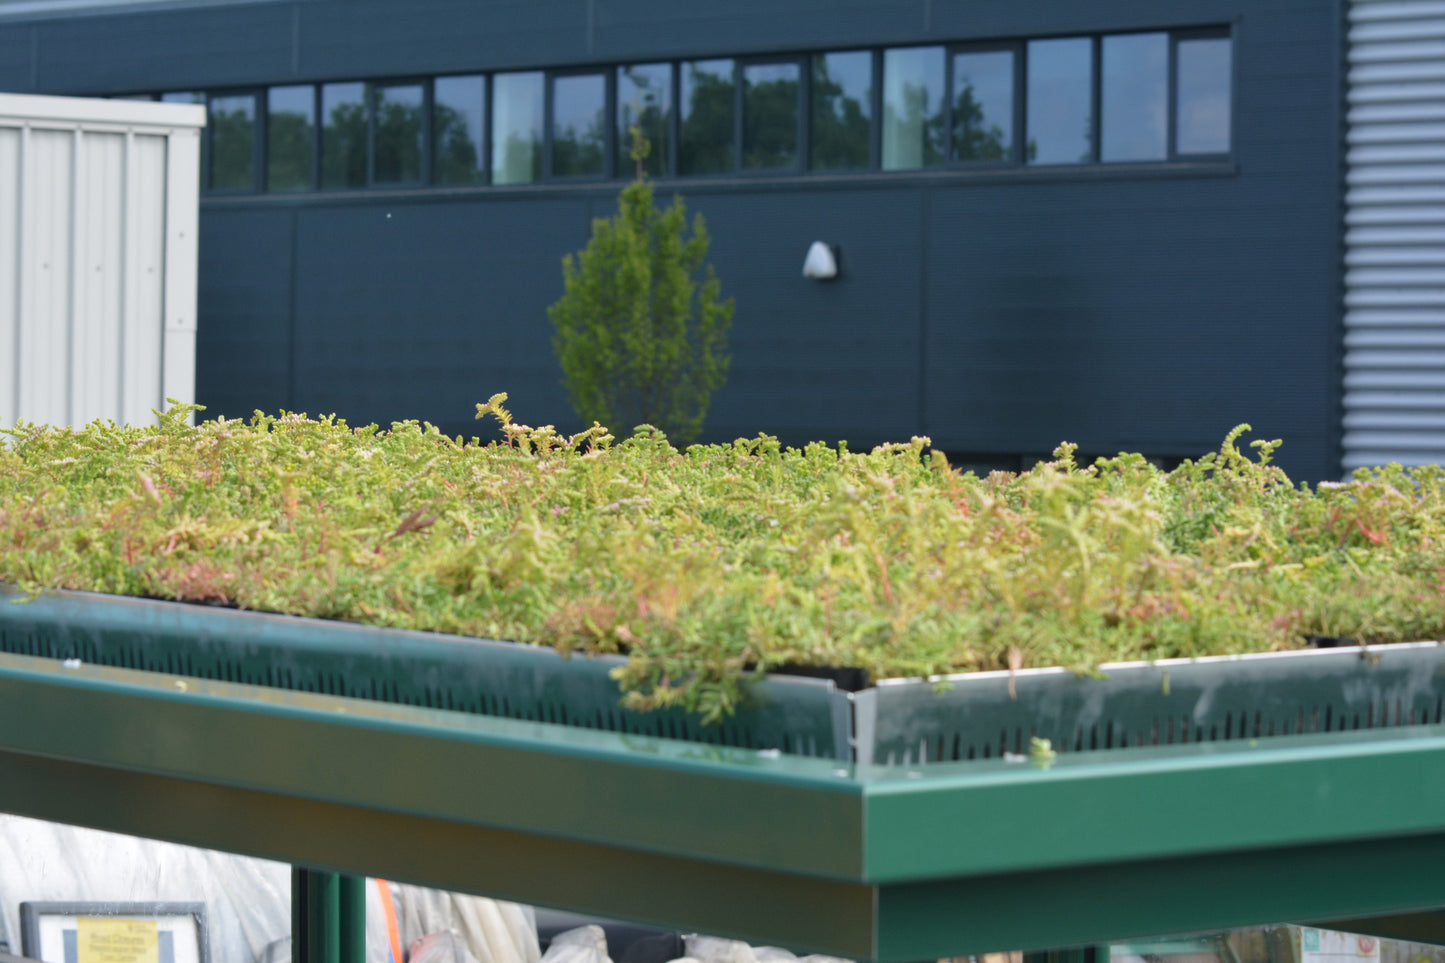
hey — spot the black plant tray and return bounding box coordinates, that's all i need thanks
[2,586,1442,765]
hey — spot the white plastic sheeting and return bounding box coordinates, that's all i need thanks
[0,815,540,963]
[1345,0,1445,469]
[0,93,203,430]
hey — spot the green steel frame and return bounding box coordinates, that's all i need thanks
[2,649,1445,962]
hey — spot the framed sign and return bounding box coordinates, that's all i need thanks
[19,904,208,963]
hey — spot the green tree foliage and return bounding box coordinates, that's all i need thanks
[951,83,1009,162]
[549,133,734,445]
[373,96,424,183]
[743,70,799,170]
[323,100,368,188]
[811,57,871,170]
[680,64,735,175]
[209,105,255,190]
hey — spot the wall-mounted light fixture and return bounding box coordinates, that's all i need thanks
[802,241,838,281]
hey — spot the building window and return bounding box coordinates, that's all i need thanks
[1102,33,1167,162]
[492,71,544,185]
[1026,37,1093,165]
[882,46,945,170]
[208,92,257,192]
[160,92,203,105]
[742,61,800,171]
[373,82,425,185]
[267,85,314,192]
[617,63,672,177]
[810,51,872,172]
[680,59,735,175]
[1176,35,1232,155]
[551,72,607,178]
[951,48,1014,164]
[321,82,367,189]
[433,75,486,186]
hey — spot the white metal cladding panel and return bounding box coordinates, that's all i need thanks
[1,94,200,431]
[18,128,73,429]
[1345,0,1445,470]
[0,127,17,429]
[73,130,124,426]
[122,133,166,427]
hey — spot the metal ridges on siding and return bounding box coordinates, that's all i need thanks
[0,93,201,430]
[1345,0,1445,470]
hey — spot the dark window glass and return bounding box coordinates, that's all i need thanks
[618,63,672,177]
[882,46,945,170]
[267,85,314,192]
[952,49,1013,163]
[208,93,256,191]
[680,59,735,175]
[742,62,799,171]
[552,73,607,178]
[1177,37,1232,155]
[1102,33,1167,162]
[114,93,158,101]
[810,51,872,172]
[321,82,367,189]
[1026,38,1093,165]
[161,92,204,105]
[373,82,424,184]
[492,71,543,185]
[433,75,486,186]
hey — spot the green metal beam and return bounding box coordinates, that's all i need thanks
[6,651,1445,961]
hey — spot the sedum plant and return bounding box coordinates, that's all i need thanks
[2,402,1445,722]
[549,130,733,446]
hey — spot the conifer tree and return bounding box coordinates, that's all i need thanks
[549,130,733,445]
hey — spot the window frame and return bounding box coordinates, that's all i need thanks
[945,41,1023,169]
[805,47,876,174]
[262,83,319,194]
[205,88,263,195]
[431,72,489,187]
[738,54,805,175]
[1170,27,1234,161]
[546,67,613,182]
[368,77,431,188]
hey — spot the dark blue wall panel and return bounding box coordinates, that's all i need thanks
[0,0,1344,480]
[288,197,583,436]
[197,207,295,420]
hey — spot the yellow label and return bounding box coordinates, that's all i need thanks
[76,918,159,963]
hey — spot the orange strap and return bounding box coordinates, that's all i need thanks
[377,878,404,963]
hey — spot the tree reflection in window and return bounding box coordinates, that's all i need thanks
[433,75,485,185]
[742,63,799,171]
[492,71,543,184]
[373,83,424,184]
[267,85,314,192]
[952,50,1013,163]
[209,93,256,191]
[680,59,735,175]
[811,51,871,172]
[552,73,607,178]
[618,63,672,177]
[321,82,367,189]
[882,47,944,170]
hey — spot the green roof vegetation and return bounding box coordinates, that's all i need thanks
[3,397,1443,721]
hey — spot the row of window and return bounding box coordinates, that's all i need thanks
[125,29,1232,194]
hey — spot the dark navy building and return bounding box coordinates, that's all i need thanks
[0,1,1371,480]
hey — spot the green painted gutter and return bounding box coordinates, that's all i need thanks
[3,650,1445,960]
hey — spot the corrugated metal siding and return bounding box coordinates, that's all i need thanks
[0,95,202,429]
[1345,0,1445,469]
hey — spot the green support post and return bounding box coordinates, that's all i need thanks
[294,869,365,963]
[340,874,368,963]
